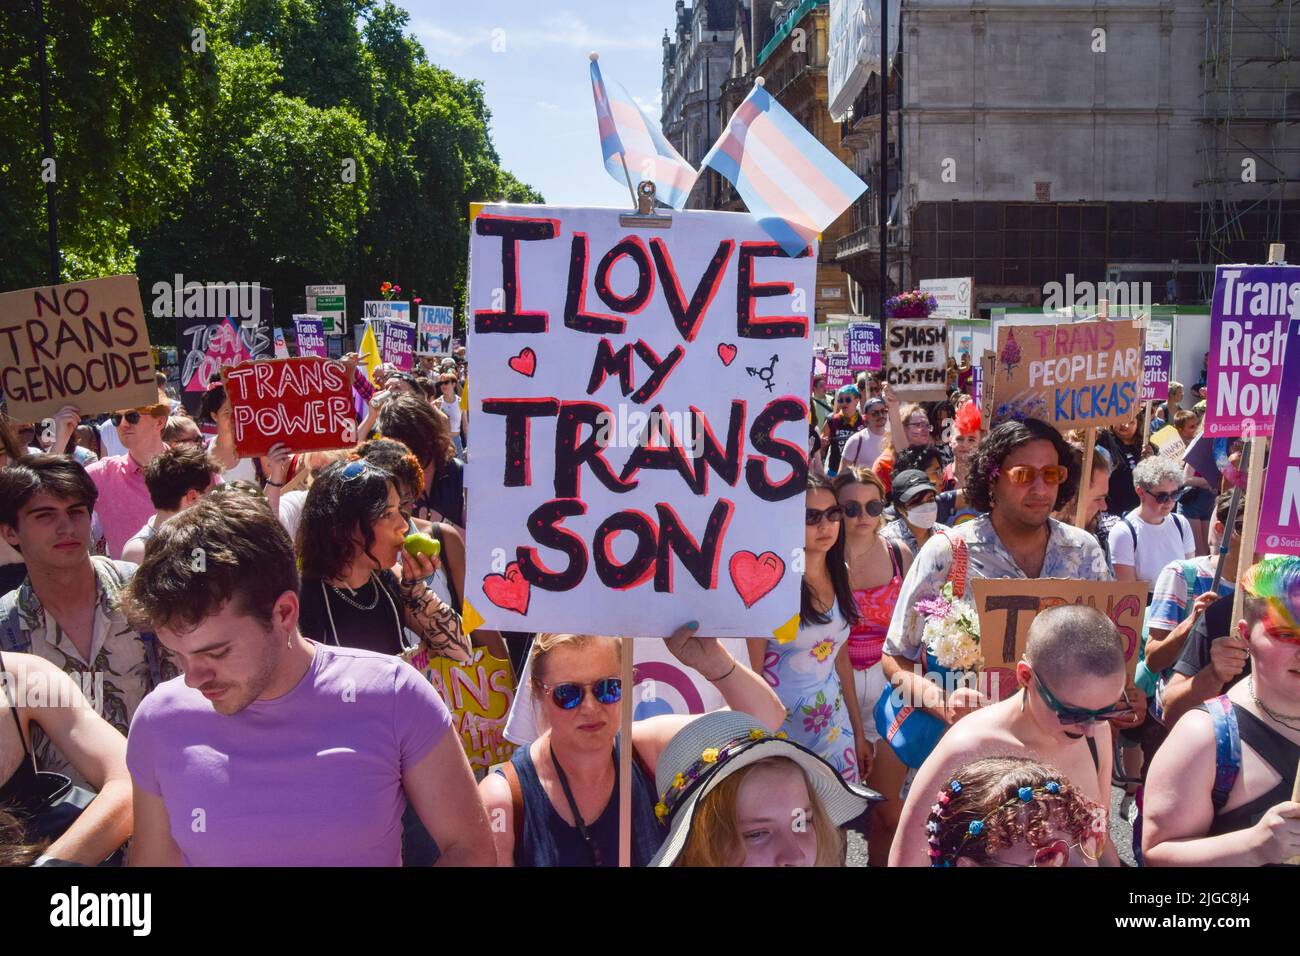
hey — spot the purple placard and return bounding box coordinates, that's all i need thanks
[293,316,327,357]
[1141,350,1170,403]
[1205,264,1300,438]
[382,320,416,371]
[848,323,882,372]
[1256,320,1300,555]
[825,352,854,389]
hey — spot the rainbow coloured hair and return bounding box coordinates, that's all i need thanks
[1240,556,1300,630]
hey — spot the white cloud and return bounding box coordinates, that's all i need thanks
[411,11,660,59]
[412,23,488,58]
[632,89,663,121]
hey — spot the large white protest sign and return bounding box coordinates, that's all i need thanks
[464,206,813,640]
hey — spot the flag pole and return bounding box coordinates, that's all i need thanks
[590,52,640,211]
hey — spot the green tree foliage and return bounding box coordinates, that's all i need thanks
[0,0,541,339]
[0,0,216,288]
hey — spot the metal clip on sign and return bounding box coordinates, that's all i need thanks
[619,181,673,229]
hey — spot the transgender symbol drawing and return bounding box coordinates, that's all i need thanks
[746,354,779,392]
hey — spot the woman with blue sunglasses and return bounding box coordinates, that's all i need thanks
[479,628,784,867]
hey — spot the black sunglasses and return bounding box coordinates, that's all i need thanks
[110,411,142,426]
[539,678,622,710]
[1145,486,1189,505]
[1034,673,1134,726]
[806,506,845,526]
[841,500,885,518]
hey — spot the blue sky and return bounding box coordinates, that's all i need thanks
[401,1,672,207]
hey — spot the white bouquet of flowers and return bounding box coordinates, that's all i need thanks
[915,582,983,671]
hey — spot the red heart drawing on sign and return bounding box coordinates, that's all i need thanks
[717,343,738,366]
[482,562,531,615]
[729,550,785,608]
[508,348,536,377]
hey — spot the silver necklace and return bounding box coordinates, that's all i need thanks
[327,574,380,611]
[1249,676,1300,731]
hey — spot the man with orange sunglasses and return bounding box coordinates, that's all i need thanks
[883,418,1112,733]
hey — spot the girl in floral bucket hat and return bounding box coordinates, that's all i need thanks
[650,710,881,866]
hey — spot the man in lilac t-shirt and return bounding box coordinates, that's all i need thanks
[122,495,494,867]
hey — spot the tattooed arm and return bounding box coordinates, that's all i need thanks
[395,556,471,663]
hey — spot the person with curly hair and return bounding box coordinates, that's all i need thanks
[881,419,1111,748]
[1109,455,1195,595]
[922,755,1105,867]
[294,458,469,662]
[891,605,1132,865]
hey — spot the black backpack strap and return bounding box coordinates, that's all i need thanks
[1120,514,1138,552]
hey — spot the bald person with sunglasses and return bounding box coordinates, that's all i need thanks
[882,419,1112,731]
[891,605,1129,865]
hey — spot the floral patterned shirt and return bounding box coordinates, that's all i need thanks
[1,557,177,784]
[883,514,1110,663]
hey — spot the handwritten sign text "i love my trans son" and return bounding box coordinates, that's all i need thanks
[464,206,812,639]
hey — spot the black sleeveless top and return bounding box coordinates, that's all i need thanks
[1196,700,1300,844]
[0,653,43,815]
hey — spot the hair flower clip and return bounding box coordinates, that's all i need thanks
[949,780,963,794]
[988,465,1001,480]
[967,819,984,836]
[1018,786,1034,802]
[1045,780,1061,794]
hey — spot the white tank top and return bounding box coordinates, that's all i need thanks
[440,396,462,432]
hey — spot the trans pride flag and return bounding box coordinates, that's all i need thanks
[589,55,698,209]
[700,78,868,257]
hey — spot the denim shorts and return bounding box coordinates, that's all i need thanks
[1178,487,1215,520]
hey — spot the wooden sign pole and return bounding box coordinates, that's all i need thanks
[618,636,634,867]
[1075,428,1097,529]
[1074,298,1109,528]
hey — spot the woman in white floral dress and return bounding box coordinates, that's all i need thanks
[748,477,866,784]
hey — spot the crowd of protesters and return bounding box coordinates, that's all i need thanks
[0,335,1296,871]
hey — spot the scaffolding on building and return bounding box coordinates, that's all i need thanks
[1197,0,1299,296]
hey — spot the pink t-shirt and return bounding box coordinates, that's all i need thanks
[85,453,155,559]
[126,643,451,866]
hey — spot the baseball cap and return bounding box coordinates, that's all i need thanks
[893,469,937,505]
